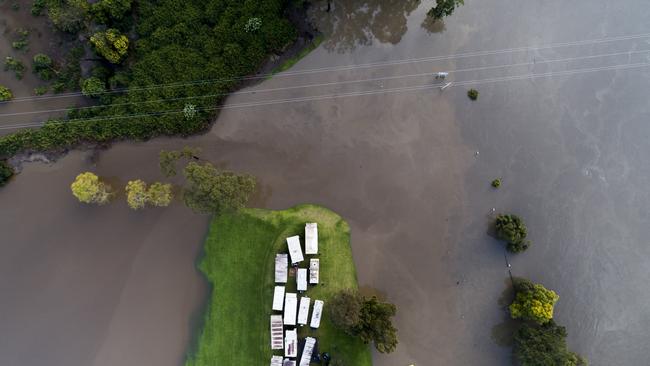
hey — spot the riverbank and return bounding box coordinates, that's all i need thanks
[186,204,372,366]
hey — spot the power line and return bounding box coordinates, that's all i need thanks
[2,31,650,105]
[1,60,648,131]
[2,48,648,118]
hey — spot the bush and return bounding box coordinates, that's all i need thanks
[514,321,588,366]
[495,214,530,253]
[90,29,129,64]
[0,86,13,101]
[31,0,46,16]
[34,86,48,95]
[491,178,501,188]
[510,278,559,325]
[0,160,15,186]
[70,172,112,204]
[81,77,107,97]
[4,57,26,79]
[12,40,29,51]
[467,88,479,100]
[33,53,55,80]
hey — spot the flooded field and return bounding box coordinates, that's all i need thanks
[1,0,650,365]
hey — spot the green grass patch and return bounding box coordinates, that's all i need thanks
[186,204,372,366]
[271,35,323,75]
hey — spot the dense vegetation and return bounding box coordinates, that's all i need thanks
[496,213,530,252]
[509,278,558,325]
[514,321,588,366]
[428,0,465,20]
[0,160,15,186]
[70,172,112,204]
[187,205,372,366]
[330,289,398,353]
[0,0,296,159]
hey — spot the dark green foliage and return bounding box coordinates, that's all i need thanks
[31,0,46,16]
[329,289,364,334]
[428,0,464,19]
[91,0,132,24]
[468,88,479,100]
[47,0,89,33]
[52,45,83,93]
[329,290,399,354]
[159,147,201,177]
[0,0,295,161]
[495,213,530,253]
[33,53,55,80]
[514,321,588,366]
[491,178,501,188]
[4,56,25,79]
[0,160,15,187]
[81,77,106,97]
[182,161,256,214]
[0,86,12,101]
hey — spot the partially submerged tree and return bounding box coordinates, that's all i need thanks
[509,278,559,325]
[0,85,13,101]
[427,0,465,20]
[159,147,201,177]
[70,172,112,204]
[147,182,173,207]
[182,162,256,214]
[90,29,129,63]
[495,213,530,252]
[0,160,14,186]
[125,180,148,209]
[514,321,588,366]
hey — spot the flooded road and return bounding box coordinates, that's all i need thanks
[1,0,650,365]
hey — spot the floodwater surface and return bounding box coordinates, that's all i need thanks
[1,0,650,366]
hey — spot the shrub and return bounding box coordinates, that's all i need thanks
[90,29,129,63]
[4,57,26,79]
[495,214,530,253]
[468,88,479,100]
[514,321,588,366]
[12,40,29,51]
[34,86,48,95]
[0,86,13,101]
[510,279,559,325]
[33,53,55,80]
[70,172,112,204]
[0,160,15,186]
[491,178,501,188]
[81,77,106,97]
[31,0,46,16]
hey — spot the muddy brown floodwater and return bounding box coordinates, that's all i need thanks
[2,0,650,365]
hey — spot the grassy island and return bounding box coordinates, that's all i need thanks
[185,204,372,366]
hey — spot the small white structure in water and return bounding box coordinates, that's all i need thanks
[272,286,285,311]
[309,259,319,284]
[271,355,283,366]
[284,293,298,326]
[310,300,323,329]
[297,268,308,292]
[275,254,288,283]
[286,236,304,264]
[299,337,317,366]
[284,328,298,358]
[305,223,318,254]
[270,315,284,350]
[297,296,311,325]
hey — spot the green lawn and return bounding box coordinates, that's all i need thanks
[185,204,372,366]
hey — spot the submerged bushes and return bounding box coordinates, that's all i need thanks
[0,161,14,186]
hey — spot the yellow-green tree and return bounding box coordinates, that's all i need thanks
[147,182,173,207]
[510,279,559,325]
[125,180,148,210]
[90,29,129,63]
[71,172,111,204]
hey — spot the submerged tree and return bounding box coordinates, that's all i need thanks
[70,172,112,204]
[182,161,256,214]
[147,182,173,207]
[125,180,148,209]
[509,278,559,325]
[427,0,465,20]
[514,321,588,366]
[159,147,201,177]
[495,213,530,252]
[0,85,13,101]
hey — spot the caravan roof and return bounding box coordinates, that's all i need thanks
[297,297,311,325]
[286,236,304,264]
[270,315,284,350]
[275,254,288,283]
[283,293,297,326]
[284,328,298,358]
[299,337,317,366]
[271,355,283,366]
[309,259,319,284]
[305,223,318,255]
[272,286,285,311]
[310,300,323,329]
[297,268,307,292]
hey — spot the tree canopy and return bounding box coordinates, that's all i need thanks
[147,182,173,207]
[125,180,173,209]
[510,279,559,325]
[70,172,111,204]
[428,0,465,20]
[495,213,531,253]
[182,162,256,214]
[125,180,148,209]
[90,28,129,63]
[514,321,588,366]
[329,289,364,334]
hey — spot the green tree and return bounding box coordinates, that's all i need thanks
[125,180,148,209]
[0,160,14,186]
[510,279,559,325]
[147,182,173,207]
[159,147,201,177]
[0,86,13,101]
[33,53,55,80]
[356,296,399,353]
[329,289,364,334]
[91,0,132,23]
[428,0,465,20]
[48,0,89,33]
[182,162,256,214]
[70,172,112,204]
[514,321,588,366]
[81,77,107,97]
[90,29,129,63]
[495,213,530,253]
